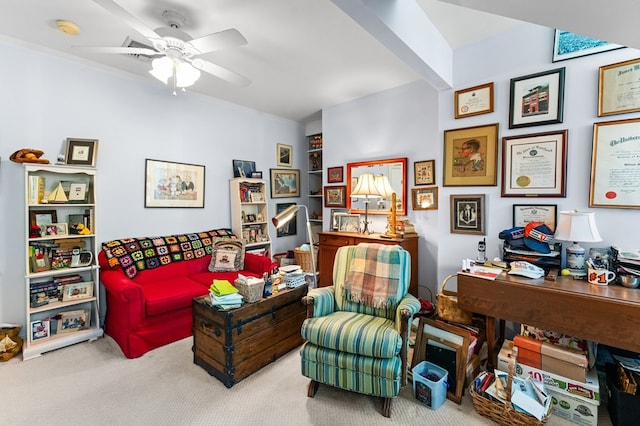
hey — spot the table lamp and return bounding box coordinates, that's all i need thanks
[374,174,396,238]
[350,173,381,234]
[272,204,316,284]
[554,210,603,277]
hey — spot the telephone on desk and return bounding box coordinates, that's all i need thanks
[70,248,93,267]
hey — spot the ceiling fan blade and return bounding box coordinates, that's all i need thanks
[93,0,160,41]
[188,28,247,54]
[74,46,160,56]
[191,58,250,87]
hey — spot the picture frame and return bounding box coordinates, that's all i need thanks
[411,187,438,210]
[144,159,205,208]
[270,168,300,198]
[324,185,347,207]
[276,203,297,237]
[501,130,568,198]
[329,208,349,231]
[62,281,94,302]
[590,118,640,209]
[251,171,263,179]
[232,159,256,178]
[65,138,98,166]
[30,210,57,229]
[67,182,88,202]
[31,320,50,341]
[414,160,435,186]
[249,192,264,203]
[58,309,88,333]
[509,67,565,129]
[450,194,485,235]
[552,29,623,62]
[45,223,68,237]
[513,204,558,232]
[411,317,470,405]
[337,214,361,233]
[454,82,494,119]
[30,254,50,273]
[443,123,498,187]
[327,166,344,183]
[277,143,293,167]
[598,58,640,117]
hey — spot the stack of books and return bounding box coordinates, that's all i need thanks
[394,217,418,237]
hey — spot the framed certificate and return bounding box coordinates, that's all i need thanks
[454,82,494,119]
[512,204,557,232]
[598,58,640,117]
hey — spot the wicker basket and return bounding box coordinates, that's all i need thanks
[234,278,265,303]
[436,274,472,325]
[469,351,552,426]
[294,247,317,273]
[0,326,23,362]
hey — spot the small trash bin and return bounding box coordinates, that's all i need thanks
[412,360,448,409]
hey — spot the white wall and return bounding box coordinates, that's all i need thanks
[0,40,305,325]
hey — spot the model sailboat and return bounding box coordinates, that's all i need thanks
[47,182,68,203]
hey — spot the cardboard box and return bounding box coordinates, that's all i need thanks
[548,386,598,426]
[498,340,600,402]
[513,334,588,382]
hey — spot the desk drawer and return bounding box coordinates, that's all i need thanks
[319,234,355,247]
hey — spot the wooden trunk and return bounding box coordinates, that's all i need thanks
[192,285,307,387]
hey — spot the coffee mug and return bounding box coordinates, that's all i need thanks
[588,267,616,286]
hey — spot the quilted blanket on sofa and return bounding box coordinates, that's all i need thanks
[102,229,236,279]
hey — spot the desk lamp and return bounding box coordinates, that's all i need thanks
[350,173,381,234]
[272,204,316,284]
[554,210,602,277]
[374,174,397,238]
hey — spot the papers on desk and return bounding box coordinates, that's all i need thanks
[459,259,503,280]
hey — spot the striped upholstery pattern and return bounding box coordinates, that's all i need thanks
[301,311,402,358]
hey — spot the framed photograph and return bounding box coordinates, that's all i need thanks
[327,166,344,183]
[450,194,485,235]
[67,182,87,202]
[277,143,293,167]
[454,82,494,119]
[337,214,361,233]
[513,204,558,232]
[553,29,624,62]
[330,208,349,231]
[30,210,57,228]
[249,192,264,202]
[45,223,68,237]
[251,171,263,179]
[443,123,498,187]
[414,160,435,186]
[144,159,205,208]
[598,58,640,117]
[58,309,88,333]
[232,159,256,178]
[31,320,50,341]
[276,203,297,237]
[509,67,565,129]
[30,255,50,273]
[246,214,256,223]
[590,118,640,209]
[270,168,300,198]
[324,185,347,207]
[62,281,94,302]
[65,138,98,166]
[501,130,568,198]
[412,187,438,210]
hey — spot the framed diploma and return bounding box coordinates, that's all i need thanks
[509,68,565,129]
[501,130,568,197]
[512,204,558,232]
[598,58,640,117]
[590,118,640,209]
[454,82,494,119]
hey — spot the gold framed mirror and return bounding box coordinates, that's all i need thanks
[346,158,408,216]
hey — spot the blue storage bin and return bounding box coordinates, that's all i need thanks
[412,360,448,409]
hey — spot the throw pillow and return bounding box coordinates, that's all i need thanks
[209,239,245,272]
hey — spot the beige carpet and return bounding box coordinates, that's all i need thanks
[3,336,612,425]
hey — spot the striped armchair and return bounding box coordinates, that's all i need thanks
[300,244,421,417]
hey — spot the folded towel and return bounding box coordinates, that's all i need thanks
[210,279,238,296]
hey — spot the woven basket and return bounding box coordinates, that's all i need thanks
[294,247,317,273]
[0,326,23,362]
[469,351,552,426]
[436,274,472,325]
[234,278,265,303]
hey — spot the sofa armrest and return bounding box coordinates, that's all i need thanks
[301,286,335,318]
[243,253,277,276]
[100,269,145,331]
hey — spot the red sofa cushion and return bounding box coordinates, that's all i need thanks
[141,277,209,316]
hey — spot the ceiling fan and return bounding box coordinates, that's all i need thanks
[78,0,250,91]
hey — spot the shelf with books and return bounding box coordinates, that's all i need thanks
[230,177,272,258]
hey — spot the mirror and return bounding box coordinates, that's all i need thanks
[347,158,407,215]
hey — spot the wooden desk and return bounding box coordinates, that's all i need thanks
[457,272,640,369]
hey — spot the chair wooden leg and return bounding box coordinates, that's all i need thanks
[382,397,392,418]
[307,380,319,397]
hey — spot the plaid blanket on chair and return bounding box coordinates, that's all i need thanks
[343,243,402,308]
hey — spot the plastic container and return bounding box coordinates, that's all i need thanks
[412,360,448,409]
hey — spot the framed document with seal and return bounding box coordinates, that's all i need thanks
[454,82,494,119]
[598,58,640,117]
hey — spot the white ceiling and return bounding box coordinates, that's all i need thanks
[0,0,631,123]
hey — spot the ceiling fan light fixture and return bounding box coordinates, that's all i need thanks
[175,61,201,88]
[149,56,174,84]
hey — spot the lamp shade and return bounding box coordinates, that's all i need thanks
[149,56,174,84]
[554,210,603,242]
[351,173,381,198]
[272,204,300,229]
[374,174,395,198]
[175,61,201,88]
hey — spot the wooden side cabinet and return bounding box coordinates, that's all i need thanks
[317,231,419,297]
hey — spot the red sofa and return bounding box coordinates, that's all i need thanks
[98,231,275,358]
